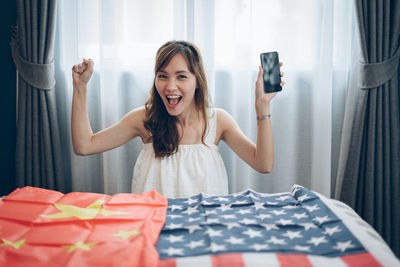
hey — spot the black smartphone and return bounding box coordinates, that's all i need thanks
[260,51,282,93]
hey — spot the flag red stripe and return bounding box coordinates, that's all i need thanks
[277,254,312,267]
[158,258,177,267]
[341,252,382,267]
[211,253,245,267]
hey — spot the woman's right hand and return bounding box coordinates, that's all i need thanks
[72,59,94,87]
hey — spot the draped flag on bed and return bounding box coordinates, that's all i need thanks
[0,186,168,267]
[156,185,381,267]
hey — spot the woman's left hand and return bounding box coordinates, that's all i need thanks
[255,62,284,114]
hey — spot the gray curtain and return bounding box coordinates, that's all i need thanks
[10,0,67,192]
[335,0,400,257]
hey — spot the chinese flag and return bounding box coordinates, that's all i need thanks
[0,186,168,267]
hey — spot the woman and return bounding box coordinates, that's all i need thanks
[71,40,283,198]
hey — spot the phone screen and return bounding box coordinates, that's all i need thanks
[260,52,282,93]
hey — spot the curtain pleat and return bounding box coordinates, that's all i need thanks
[13,0,67,192]
[337,0,400,257]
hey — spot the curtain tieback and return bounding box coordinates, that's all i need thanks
[359,45,400,89]
[9,25,56,90]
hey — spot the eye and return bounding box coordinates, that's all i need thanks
[178,75,188,79]
[157,74,167,79]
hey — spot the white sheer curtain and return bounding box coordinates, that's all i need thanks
[55,0,358,196]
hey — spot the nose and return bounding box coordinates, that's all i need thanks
[166,78,177,91]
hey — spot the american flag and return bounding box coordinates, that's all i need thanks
[156,185,381,266]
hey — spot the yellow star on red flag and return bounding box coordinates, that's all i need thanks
[41,199,128,220]
[0,238,25,249]
[62,241,98,253]
[113,229,141,240]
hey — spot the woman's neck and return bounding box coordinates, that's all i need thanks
[176,107,205,144]
[176,106,200,127]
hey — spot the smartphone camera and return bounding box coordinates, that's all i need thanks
[260,52,282,93]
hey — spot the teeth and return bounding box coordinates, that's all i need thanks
[167,95,181,99]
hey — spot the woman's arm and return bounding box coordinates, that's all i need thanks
[218,65,283,173]
[71,59,144,155]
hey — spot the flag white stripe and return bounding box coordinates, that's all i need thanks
[176,254,212,267]
[308,255,348,267]
[174,253,354,267]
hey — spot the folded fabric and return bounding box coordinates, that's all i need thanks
[156,185,388,266]
[0,186,168,267]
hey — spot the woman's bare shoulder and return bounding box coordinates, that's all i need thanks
[215,108,235,125]
[214,108,237,143]
[122,106,149,139]
[125,105,147,117]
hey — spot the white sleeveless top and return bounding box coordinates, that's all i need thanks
[131,108,228,198]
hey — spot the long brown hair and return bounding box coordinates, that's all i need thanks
[144,41,210,158]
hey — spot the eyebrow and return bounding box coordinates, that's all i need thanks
[158,70,190,74]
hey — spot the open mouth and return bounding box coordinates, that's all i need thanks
[166,95,182,106]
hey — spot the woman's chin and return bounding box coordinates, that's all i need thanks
[165,105,181,117]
